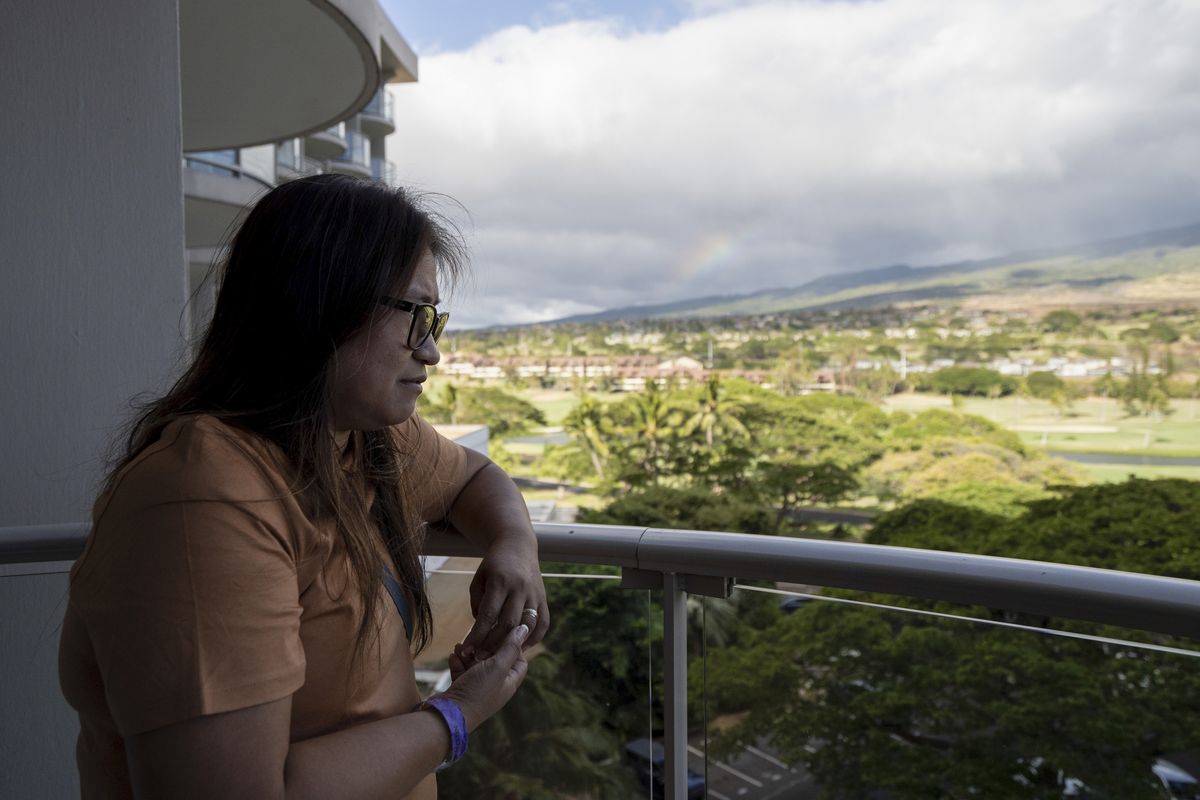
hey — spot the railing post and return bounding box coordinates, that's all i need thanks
[663,572,687,799]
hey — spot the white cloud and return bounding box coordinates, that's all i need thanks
[387,0,1200,327]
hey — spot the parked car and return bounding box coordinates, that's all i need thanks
[624,738,706,800]
[778,595,812,613]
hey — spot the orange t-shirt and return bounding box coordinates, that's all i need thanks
[58,414,466,799]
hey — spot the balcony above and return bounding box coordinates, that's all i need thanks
[182,152,272,248]
[180,0,418,152]
[359,89,396,135]
[328,129,371,177]
[305,123,349,161]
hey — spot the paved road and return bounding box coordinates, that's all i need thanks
[686,734,818,800]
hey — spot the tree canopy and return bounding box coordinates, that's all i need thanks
[701,479,1200,799]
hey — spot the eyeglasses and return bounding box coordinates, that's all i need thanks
[378,297,449,349]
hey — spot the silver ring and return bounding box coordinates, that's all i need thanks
[521,608,539,620]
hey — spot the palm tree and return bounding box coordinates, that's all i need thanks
[687,594,741,652]
[682,377,749,449]
[628,381,683,480]
[564,396,611,480]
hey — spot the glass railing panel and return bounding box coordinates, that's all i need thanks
[184,149,239,178]
[275,138,300,170]
[363,88,394,121]
[190,148,237,164]
[299,156,323,176]
[370,158,398,185]
[339,130,369,167]
[424,561,655,798]
[692,583,1200,800]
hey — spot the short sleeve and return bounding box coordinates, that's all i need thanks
[72,419,306,737]
[392,413,470,525]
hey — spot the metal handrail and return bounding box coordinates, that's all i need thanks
[7,521,1199,640]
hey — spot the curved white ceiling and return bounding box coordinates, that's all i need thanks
[180,0,380,152]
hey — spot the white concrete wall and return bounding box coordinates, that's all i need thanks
[0,1,186,795]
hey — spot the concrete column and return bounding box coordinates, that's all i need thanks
[0,0,187,528]
[0,2,185,795]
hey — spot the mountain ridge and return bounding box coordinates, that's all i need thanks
[546,221,1200,325]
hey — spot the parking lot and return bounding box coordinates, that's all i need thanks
[685,734,818,800]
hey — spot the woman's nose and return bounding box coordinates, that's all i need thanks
[414,336,441,366]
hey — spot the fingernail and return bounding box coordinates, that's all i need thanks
[515,623,530,643]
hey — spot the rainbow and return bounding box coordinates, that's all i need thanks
[670,230,743,284]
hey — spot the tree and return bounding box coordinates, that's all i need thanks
[757,459,859,532]
[1025,371,1065,401]
[701,480,1200,799]
[437,653,639,800]
[561,396,612,481]
[927,367,1016,397]
[681,377,749,449]
[537,560,663,739]
[580,485,776,537]
[1040,309,1082,333]
[610,382,687,487]
[422,385,546,437]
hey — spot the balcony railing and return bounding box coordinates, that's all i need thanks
[5,522,1200,797]
[275,138,302,172]
[362,89,395,124]
[182,153,274,190]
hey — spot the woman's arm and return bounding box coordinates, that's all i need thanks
[125,625,531,800]
[445,447,551,656]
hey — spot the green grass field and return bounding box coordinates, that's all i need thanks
[517,487,604,510]
[884,392,1200,481]
[1078,464,1200,483]
[520,388,623,426]
[883,393,1200,456]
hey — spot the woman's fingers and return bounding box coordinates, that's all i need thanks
[527,600,550,647]
[475,593,526,658]
[460,581,504,658]
[444,625,531,730]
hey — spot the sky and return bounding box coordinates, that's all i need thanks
[380,0,1200,329]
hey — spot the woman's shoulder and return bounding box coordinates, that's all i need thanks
[97,414,294,517]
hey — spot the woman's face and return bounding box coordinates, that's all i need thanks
[330,250,441,437]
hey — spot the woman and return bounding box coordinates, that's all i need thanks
[58,174,548,799]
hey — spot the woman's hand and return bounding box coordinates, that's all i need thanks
[458,540,550,661]
[441,623,531,731]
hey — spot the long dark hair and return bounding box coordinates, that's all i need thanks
[98,174,466,660]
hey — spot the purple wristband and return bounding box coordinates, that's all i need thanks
[421,696,468,769]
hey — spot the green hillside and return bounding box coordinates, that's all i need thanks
[554,222,1200,323]
[683,244,1200,318]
